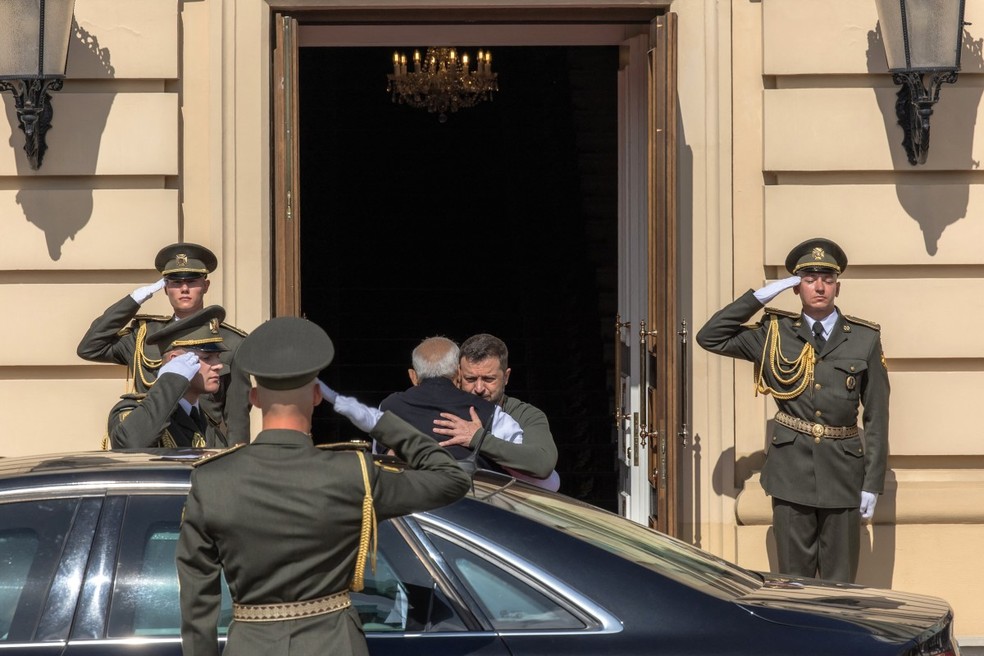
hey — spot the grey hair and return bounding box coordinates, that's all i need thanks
[411,336,460,380]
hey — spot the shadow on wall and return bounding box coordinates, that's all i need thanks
[866,22,984,256]
[9,19,115,261]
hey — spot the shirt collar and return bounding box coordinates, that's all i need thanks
[803,309,839,338]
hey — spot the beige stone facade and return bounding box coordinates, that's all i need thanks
[2,0,982,645]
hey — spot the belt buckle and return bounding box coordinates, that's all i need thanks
[811,423,824,439]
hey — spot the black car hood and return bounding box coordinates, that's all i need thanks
[736,575,953,642]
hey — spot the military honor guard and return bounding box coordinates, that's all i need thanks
[107,305,231,448]
[176,316,470,656]
[78,242,250,442]
[696,238,889,583]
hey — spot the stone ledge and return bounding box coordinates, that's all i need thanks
[735,470,984,525]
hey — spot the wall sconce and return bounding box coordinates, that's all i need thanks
[875,0,966,165]
[0,0,77,170]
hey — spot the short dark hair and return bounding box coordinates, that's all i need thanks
[459,333,508,370]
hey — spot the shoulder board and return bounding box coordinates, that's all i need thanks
[120,392,147,401]
[843,314,881,331]
[373,453,407,474]
[221,322,248,338]
[317,440,372,452]
[193,443,247,467]
[133,313,173,322]
[763,306,799,319]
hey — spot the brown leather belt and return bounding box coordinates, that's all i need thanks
[232,591,351,622]
[775,411,859,440]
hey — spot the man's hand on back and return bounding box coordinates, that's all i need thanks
[433,407,482,448]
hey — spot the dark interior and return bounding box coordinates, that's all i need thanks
[299,46,619,510]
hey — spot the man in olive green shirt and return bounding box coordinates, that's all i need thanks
[696,238,889,583]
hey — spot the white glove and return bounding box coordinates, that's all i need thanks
[158,352,200,381]
[860,491,877,519]
[316,379,338,404]
[753,275,801,305]
[503,466,561,492]
[333,394,384,433]
[130,278,166,304]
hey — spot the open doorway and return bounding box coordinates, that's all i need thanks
[297,46,620,510]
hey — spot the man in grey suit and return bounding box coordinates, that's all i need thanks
[696,237,889,582]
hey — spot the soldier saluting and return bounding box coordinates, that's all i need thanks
[176,316,470,656]
[696,237,889,583]
[77,242,250,442]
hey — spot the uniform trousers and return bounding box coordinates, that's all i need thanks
[772,497,860,583]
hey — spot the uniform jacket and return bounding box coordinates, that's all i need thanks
[379,376,496,462]
[695,290,889,508]
[78,295,251,442]
[107,372,228,449]
[477,396,558,479]
[175,411,471,656]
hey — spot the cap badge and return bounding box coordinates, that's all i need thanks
[176,253,189,266]
[812,247,825,261]
[209,318,219,334]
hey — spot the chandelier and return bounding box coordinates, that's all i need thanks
[387,47,499,122]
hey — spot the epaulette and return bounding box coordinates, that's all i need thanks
[316,440,372,452]
[763,306,799,319]
[221,322,248,338]
[133,313,173,322]
[193,443,247,467]
[119,392,148,401]
[843,314,881,331]
[373,453,407,473]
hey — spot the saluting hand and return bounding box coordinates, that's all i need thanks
[753,275,801,305]
[159,352,201,381]
[130,278,167,304]
[433,407,483,448]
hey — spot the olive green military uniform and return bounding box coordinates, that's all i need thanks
[697,290,889,581]
[176,315,471,656]
[77,241,251,444]
[177,413,469,656]
[108,372,228,448]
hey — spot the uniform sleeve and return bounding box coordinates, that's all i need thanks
[478,401,557,478]
[695,289,769,363]
[107,373,189,448]
[220,344,253,444]
[76,295,142,365]
[860,331,890,494]
[370,412,471,520]
[176,473,223,656]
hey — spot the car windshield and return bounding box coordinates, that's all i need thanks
[474,481,763,599]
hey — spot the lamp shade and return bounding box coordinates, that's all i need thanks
[876,0,965,72]
[0,0,77,78]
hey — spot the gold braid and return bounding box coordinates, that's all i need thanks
[133,322,163,392]
[755,315,816,400]
[351,452,378,592]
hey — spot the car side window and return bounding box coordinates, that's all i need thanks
[427,533,585,631]
[108,495,233,638]
[353,520,466,633]
[0,498,81,643]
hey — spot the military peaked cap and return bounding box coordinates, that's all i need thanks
[236,316,334,390]
[146,305,228,353]
[785,237,848,275]
[155,242,218,279]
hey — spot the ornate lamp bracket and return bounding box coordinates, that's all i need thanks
[0,76,64,170]
[892,70,959,166]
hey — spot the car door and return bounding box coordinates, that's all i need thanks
[61,493,511,656]
[0,495,101,656]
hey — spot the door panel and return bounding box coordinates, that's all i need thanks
[273,12,302,317]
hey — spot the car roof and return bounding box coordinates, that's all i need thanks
[0,449,204,495]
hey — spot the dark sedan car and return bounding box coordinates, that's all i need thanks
[0,450,960,655]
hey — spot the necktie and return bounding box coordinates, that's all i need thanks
[812,321,826,352]
[190,406,207,435]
